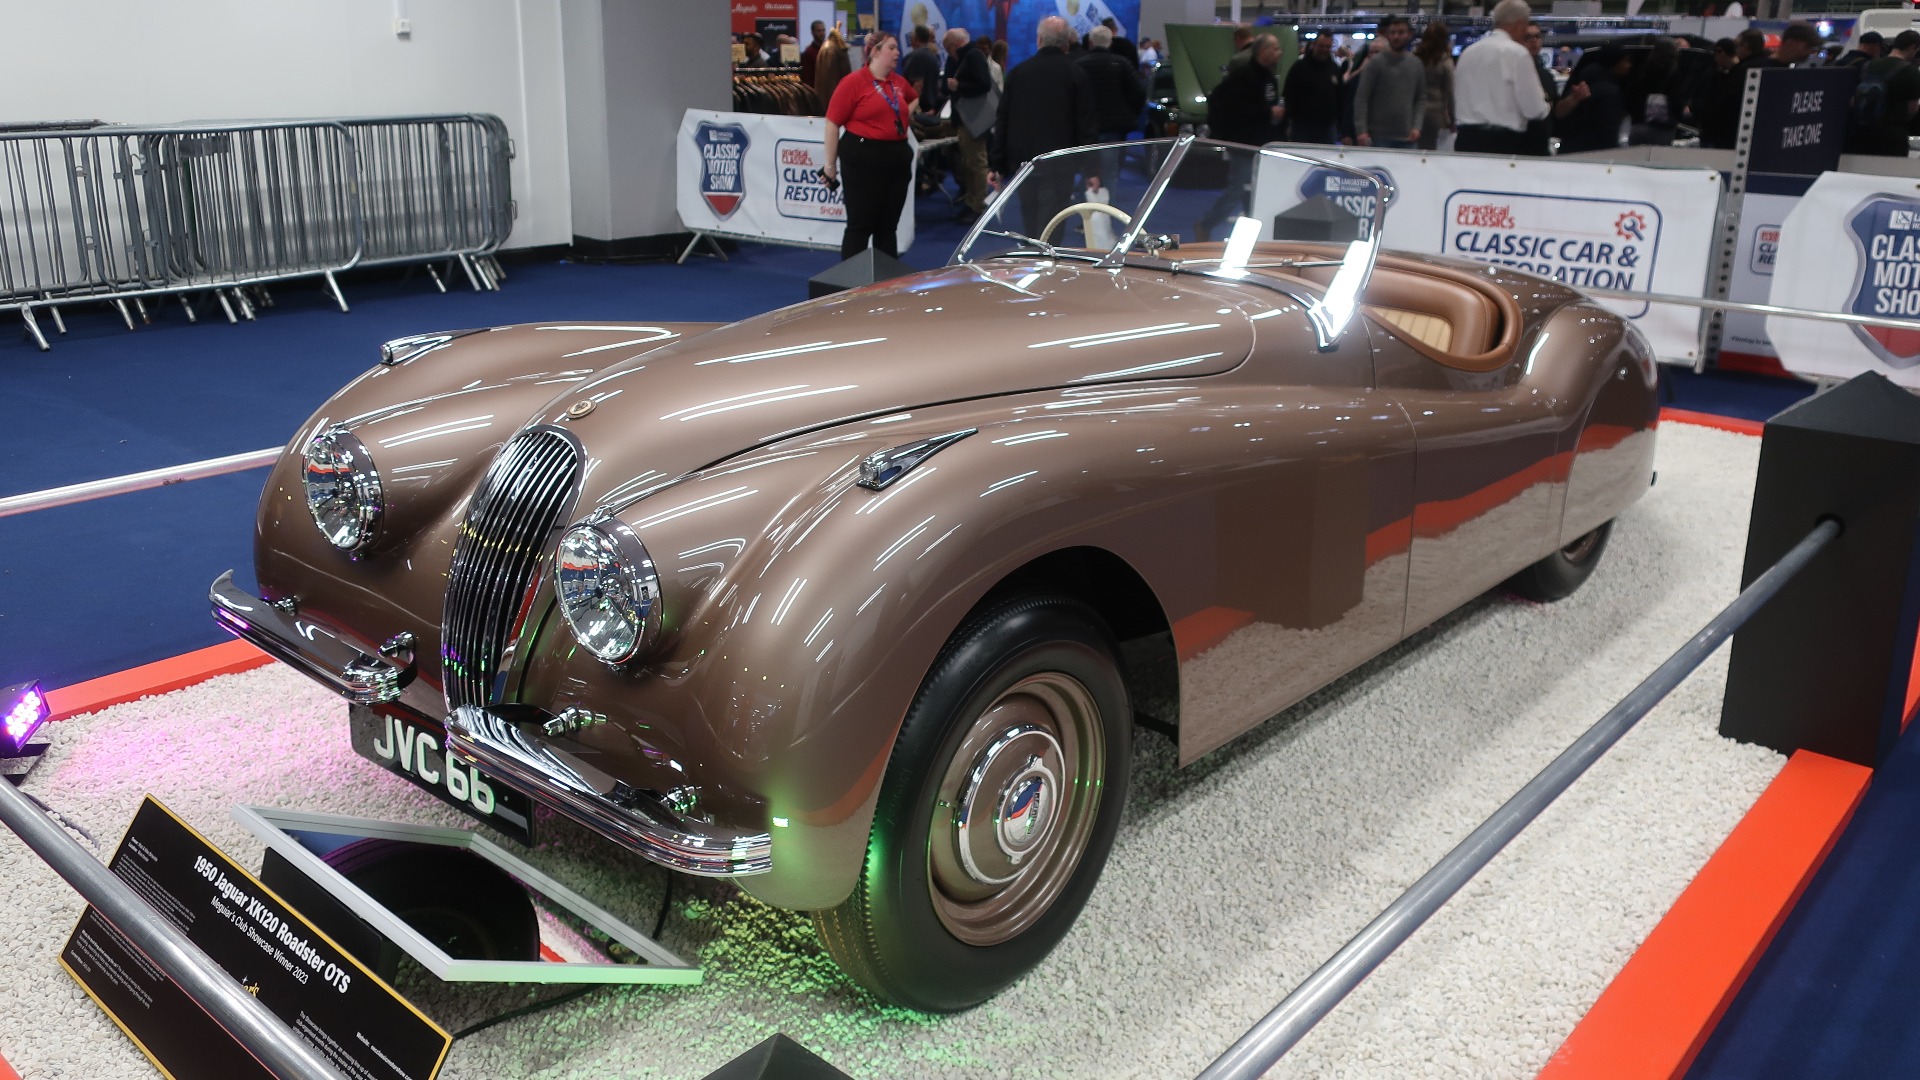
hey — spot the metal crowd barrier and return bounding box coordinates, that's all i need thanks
[342,114,513,292]
[1,113,513,351]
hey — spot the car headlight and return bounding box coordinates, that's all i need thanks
[303,426,382,551]
[554,519,662,665]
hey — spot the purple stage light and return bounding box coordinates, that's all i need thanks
[2,681,50,757]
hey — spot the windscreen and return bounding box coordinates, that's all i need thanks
[955,138,1386,343]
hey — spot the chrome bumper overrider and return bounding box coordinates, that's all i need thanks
[210,571,414,704]
[208,572,773,878]
[444,705,773,877]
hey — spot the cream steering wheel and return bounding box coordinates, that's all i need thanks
[1038,201,1133,245]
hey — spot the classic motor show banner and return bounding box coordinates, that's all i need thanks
[1766,170,1920,389]
[1254,149,1722,364]
[677,109,915,252]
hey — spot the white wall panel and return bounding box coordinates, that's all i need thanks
[4,0,572,246]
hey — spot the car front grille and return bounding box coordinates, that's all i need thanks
[442,426,581,712]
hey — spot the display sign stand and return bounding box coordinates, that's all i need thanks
[232,805,702,985]
[677,231,732,265]
[61,796,451,1080]
[1710,65,1860,371]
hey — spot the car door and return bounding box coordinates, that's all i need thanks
[1169,316,1419,763]
[1371,333,1570,634]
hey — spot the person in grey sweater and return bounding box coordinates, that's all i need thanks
[1354,16,1425,148]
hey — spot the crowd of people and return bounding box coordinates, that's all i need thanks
[800,5,1919,262]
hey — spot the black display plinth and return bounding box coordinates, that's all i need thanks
[1720,372,1920,766]
[808,249,913,298]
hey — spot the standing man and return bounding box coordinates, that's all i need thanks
[1100,17,1140,68]
[991,16,1097,238]
[1354,16,1425,148]
[1554,45,1631,154]
[944,27,996,222]
[1452,0,1550,154]
[1077,25,1146,189]
[1841,31,1885,68]
[1855,29,1920,155]
[1196,33,1284,242]
[903,25,947,117]
[1774,21,1824,67]
[800,20,826,86]
[1283,33,1344,144]
[1521,22,1559,155]
[1703,29,1780,149]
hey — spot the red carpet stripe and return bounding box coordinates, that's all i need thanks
[46,638,271,722]
[1538,750,1871,1080]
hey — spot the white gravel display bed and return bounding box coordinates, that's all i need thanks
[0,421,1783,1080]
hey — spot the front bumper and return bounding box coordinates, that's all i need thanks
[209,571,773,877]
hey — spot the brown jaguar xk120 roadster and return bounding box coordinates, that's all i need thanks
[212,137,1656,1010]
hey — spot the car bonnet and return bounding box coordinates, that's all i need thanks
[530,260,1260,506]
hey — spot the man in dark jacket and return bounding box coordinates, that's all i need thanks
[992,16,1098,238]
[1101,17,1140,68]
[944,27,996,220]
[1283,33,1343,143]
[1555,46,1631,154]
[1196,33,1283,241]
[1703,29,1779,148]
[1078,24,1146,189]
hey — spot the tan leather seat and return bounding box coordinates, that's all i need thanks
[1241,245,1521,372]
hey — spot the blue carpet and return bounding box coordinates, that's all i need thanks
[1687,721,1920,1080]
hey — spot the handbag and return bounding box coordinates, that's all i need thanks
[957,83,1000,139]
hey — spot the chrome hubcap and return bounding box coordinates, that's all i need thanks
[954,726,1064,886]
[1561,529,1601,562]
[929,672,1105,946]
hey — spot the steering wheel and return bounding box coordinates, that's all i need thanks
[1039,201,1134,245]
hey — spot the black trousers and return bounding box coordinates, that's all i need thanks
[1455,124,1531,156]
[839,134,913,259]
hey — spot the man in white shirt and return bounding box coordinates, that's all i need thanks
[1452,0,1550,154]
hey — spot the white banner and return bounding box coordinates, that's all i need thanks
[1255,148,1721,363]
[1767,171,1920,389]
[1721,191,1799,367]
[677,109,915,252]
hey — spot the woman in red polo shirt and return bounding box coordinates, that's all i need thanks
[820,31,917,259]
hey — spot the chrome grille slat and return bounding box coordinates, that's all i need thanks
[442,428,581,711]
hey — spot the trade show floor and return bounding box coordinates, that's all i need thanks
[1,424,1785,1079]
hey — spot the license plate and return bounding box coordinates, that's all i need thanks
[348,705,536,845]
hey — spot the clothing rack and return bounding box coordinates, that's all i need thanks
[732,72,823,117]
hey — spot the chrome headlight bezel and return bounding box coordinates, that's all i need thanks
[553,517,662,666]
[302,426,383,552]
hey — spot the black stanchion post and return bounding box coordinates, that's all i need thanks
[1720,372,1920,766]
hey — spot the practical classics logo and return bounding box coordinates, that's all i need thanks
[1441,190,1663,316]
[694,121,749,220]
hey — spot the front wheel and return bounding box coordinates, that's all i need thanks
[813,593,1131,1011]
[1504,521,1613,602]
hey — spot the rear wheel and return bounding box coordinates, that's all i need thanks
[1504,521,1613,602]
[813,593,1131,1011]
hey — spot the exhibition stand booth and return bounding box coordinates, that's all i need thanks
[7,8,1920,1079]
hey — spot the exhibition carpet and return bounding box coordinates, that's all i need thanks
[0,423,1786,1080]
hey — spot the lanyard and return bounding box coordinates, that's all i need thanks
[872,77,906,135]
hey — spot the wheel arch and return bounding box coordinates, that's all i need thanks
[976,545,1179,736]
